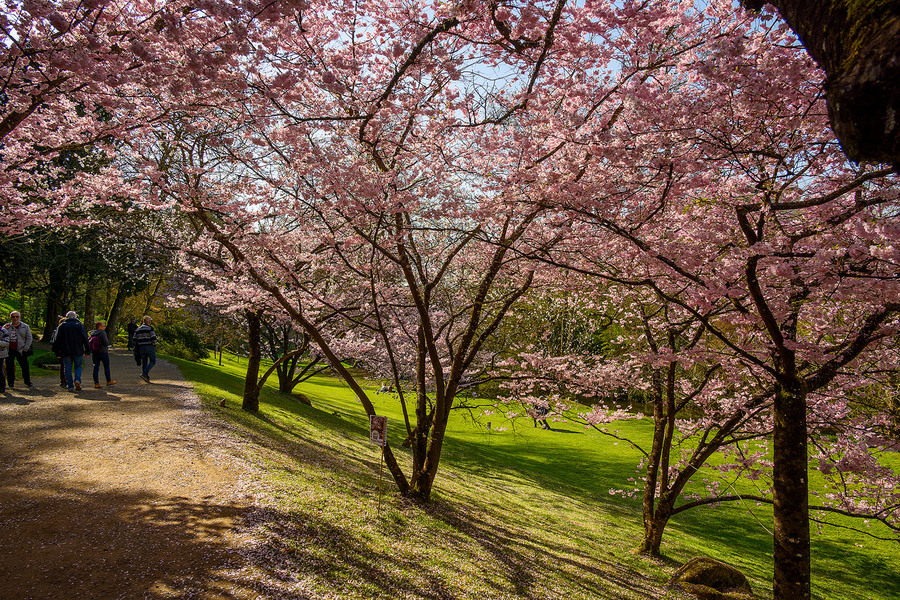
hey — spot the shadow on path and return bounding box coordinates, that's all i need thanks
[0,349,269,599]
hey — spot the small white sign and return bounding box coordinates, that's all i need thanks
[369,415,387,447]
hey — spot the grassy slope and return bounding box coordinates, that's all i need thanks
[171,353,900,600]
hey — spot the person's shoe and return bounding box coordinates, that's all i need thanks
[94,383,102,389]
[107,381,116,386]
[67,387,76,393]
[25,382,33,387]
[140,374,150,383]
[74,381,82,391]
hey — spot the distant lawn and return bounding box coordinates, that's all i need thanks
[169,352,900,600]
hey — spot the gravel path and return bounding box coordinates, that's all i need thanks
[0,349,265,599]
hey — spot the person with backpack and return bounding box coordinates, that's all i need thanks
[51,311,91,392]
[88,321,116,389]
[132,315,158,383]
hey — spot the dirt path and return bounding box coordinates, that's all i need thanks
[0,349,264,600]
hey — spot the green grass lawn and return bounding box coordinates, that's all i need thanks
[170,352,900,600]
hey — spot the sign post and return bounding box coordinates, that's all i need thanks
[369,415,387,516]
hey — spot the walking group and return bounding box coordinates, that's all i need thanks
[51,312,159,391]
[49,311,117,391]
[0,310,160,394]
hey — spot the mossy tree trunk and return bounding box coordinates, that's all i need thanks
[743,0,900,166]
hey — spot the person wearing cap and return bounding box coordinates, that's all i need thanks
[51,311,91,391]
[3,311,33,388]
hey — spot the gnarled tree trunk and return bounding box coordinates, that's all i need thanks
[744,0,900,167]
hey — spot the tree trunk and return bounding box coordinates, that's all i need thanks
[408,329,433,501]
[639,501,674,556]
[84,288,96,329]
[277,352,300,393]
[640,371,667,555]
[242,309,262,412]
[41,265,66,341]
[743,0,900,166]
[772,381,811,600]
[106,285,129,339]
[142,278,163,316]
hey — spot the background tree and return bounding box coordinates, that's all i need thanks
[260,317,326,396]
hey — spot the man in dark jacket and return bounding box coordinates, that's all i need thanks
[126,318,137,350]
[132,315,158,383]
[51,311,91,391]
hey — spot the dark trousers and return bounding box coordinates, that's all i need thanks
[138,346,156,379]
[92,351,112,383]
[5,351,31,386]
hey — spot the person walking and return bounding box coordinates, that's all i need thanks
[49,316,67,387]
[88,321,116,388]
[0,325,9,393]
[133,315,157,383]
[51,311,91,392]
[532,401,551,430]
[3,311,33,388]
[126,318,137,350]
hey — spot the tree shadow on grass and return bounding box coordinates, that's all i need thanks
[665,502,900,600]
[236,500,676,600]
[422,498,671,600]
[810,535,900,600]
[436,433,642,519]
[243,508,471,599]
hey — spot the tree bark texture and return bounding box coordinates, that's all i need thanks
[242,309,262,412]
[745,0,900,167]
[105,285,129,338]
[772,382,811,600]
[40,265,67,341]
[84,288,96,328]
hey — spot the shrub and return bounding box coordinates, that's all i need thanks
[154,323,210,361]
[30,350,59,369]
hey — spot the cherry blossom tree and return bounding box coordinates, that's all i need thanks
[8,3,899,598]
[118,0,552,501]
[499,5,900,598]
[0,0,260,233]
[126,0,743,504]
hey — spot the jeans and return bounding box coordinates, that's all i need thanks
[138,346,156,379]
[62,355,84,389]
[5,351,31,386]
[92,351,111,383]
